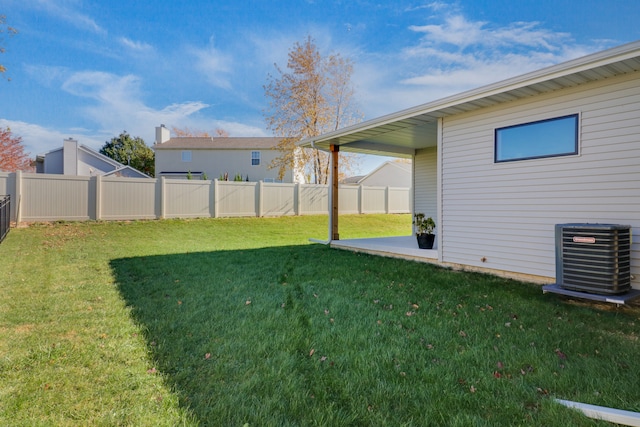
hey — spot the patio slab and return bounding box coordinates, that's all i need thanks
[329,235,438,263]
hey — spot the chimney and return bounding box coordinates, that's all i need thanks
[63,138,78,175]
[155,124,171,145]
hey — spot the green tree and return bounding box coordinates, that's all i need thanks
[100,131,155,177]
[263,36,361,184]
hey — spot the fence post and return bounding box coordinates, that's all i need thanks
[385,186,390,214]
[295,183,301,216]
[212,179,219,218]
[157,177,166,219]
[94,175,102,220]
[257,181,264,217]
[15,170,22,224]
[358,184,364,214]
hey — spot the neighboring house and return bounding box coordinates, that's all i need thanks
[342,160,411,187]
[300,40,640,289]
[153,125,300,182]
[36,138,149,178]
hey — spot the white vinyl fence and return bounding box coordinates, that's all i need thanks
[0,172,410,223]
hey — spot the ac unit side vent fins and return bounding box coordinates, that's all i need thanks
[555,224,632,295]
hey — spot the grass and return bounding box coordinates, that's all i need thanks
[0,215,638,426]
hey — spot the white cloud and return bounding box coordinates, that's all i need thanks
[0,119,103,157]
[28,0,106,35]
[119,37,154,53]
[354,3,607,118]
[189,36,233,90]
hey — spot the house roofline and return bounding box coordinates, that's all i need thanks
[299,40,640,153]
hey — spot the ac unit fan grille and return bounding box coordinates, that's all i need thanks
[556,224,631,295]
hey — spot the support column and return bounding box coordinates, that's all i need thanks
[329,144,339,241]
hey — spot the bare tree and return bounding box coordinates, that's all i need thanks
[0,15,18,80]
[171,126,229,137]
[263,36,361,183]
[171,126,210,137]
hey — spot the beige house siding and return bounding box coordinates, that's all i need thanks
[155,148,292,182]
[435,71,640,284]
[413,146,437,219]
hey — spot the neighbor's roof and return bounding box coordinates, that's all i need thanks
[154,137,281,150]
[298,40,640,157]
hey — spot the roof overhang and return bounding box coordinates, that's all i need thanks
[298,40,640,157]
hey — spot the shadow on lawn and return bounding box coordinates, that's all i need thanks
[111,244,640,425]
[110,244,355,424]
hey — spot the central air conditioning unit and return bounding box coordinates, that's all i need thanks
[555,224,632,295]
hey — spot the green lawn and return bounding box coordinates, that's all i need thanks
[1,215,638,426]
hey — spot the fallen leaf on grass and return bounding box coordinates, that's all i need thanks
[555,349,567,360]
[245,300,251,305]
[147,367,157,374]
[204,353,211,360]
[459,331,467,338]
[470,385,477,393]
[309,348,315,357]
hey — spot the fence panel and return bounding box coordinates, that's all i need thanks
[217,181,257,217]
[101,177,157,220]
[165,179,211,218]
[1,173,409,222]
[21,174,91,221]
[338,186,360,214]
[262,183,296,216]
[388,187,410,213]
[299,184,328,215]
[361,186,387,214]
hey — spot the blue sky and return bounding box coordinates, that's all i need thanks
[2,0,639,173]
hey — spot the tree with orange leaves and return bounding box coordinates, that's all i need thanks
[0,127,31,172]
[264,36,361,184]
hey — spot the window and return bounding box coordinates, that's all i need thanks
[495,114,579,162]
[251,151,260,166]
[181,150,192,162]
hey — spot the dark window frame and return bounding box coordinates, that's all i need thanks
[251,151,260,166]
[494,114,579,163]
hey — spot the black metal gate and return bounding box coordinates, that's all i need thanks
[0,195,10,243]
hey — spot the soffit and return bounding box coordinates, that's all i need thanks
[301,44,640,157]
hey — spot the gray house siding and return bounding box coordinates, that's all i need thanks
[435,71,640,284]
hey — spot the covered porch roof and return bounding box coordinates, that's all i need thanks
[298,41,640,155]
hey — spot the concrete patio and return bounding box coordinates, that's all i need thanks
[329,235,438,264]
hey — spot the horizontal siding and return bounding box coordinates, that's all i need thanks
[440,72,640,284]
[413,146,437,218]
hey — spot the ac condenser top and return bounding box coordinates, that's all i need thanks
[555,223,632,295]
